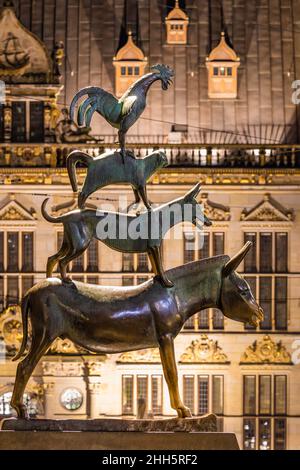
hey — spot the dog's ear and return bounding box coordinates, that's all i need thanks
[184,182,202,201]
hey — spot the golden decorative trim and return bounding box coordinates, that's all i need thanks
[199,193,230,221]
[240,335,292,364]
[117,348,161,363]
[179,334,229,364]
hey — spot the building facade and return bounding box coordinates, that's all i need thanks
[0,0,300,450]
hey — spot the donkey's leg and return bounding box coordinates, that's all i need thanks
[133,189,141,204]
[148,247,174,287]
[158,334,192,418]
[11,333,54,419]
[46,240,68,278]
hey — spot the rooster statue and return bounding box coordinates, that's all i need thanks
[69,64,174,162]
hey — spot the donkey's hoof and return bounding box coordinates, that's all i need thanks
[11,404,29,419]
[177,406,192,418]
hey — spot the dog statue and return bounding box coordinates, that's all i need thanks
[42,183,212,288]
[67,149,168,210]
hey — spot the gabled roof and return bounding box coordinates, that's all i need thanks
[207,32,240,62]
[114,31,146,62]
[241,194,294,222]
[166,0,189,22]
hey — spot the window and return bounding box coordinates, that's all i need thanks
[244,376,256,415]
[7,232,19,272]
[11,101,26,142]
[183,375,223,416]
[57,232,100,276]
[0,232,4,272]
[245,275,287,331]
[122,376,134,415]
[183,231,225,331]
[122,375,163,416]
[22,233,33,272]
[227,67,232,76]
[243,375,287,450]
[213,67,219,76]
[60,388,83,411]
[0,392,39,417]
[0,104,4,142]
[244,231,288,273]
[122,253,150,274]
[11,101,44,143]
[29,101,44,143]
[151,375,163,415]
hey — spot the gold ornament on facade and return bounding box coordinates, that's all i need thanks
[117,348,161,363]
[240,335,292,364]
[42,360,85,377]
[0,305,22,353]
[179,334,229,364]
[49,337,82,355]
[199,193,231,221]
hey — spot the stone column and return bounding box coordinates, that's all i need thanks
[87,379,102,418]
[43,382,55,419]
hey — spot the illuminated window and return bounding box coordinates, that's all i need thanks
[183,375,223,416]
[206,32,240,99]
[113,32,147,97]
[165,1,189,45]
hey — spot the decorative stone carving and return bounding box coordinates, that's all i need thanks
[0,2,52,83]
[0,195,36,221]
[0,305,23,354]
[86,360,106,376]
[42,360,85,377]
[240,335,292,364]
[179,334,229,364]
[49,338,82,355]
[117,348,161,364]
[199,193,230,221]
[241,194,294,222]
[206,32,240,99]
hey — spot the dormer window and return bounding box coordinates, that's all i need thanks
[165,1,189,45]
[113,32,148,97]
[206,32,240,99]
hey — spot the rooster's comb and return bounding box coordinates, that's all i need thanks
[150,63,174,79]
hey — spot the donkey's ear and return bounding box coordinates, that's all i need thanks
[223,242,253,277]
[184,182,202,201]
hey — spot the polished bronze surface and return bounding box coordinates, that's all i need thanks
[11,242,263,419]
[42,182,212,288]
[66,149,168,209]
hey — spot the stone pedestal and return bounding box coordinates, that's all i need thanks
[0,431,239,450]
[0,415,239,450]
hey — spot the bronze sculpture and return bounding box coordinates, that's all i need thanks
[69,64,174,160]
[11,242,263,419]
[54,108,101,144]
[42,183,212,288]
[67,149,168,210]
[10,64,263,422]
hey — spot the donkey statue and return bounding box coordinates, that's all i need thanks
[11,241,263,419]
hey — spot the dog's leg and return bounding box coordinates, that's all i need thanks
[138,186,152,211]
[148,246,174,287]
[158,334,191,418]
[59,246,89,283]
[46,240,68,278]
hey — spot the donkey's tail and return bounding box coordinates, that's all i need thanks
[41,198,62,223]
[12,295,30,361]
[66,150,93,193]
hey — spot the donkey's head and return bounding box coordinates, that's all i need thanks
[183,182,212,229]
[150,64,174,90]
[219,242,264,327]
